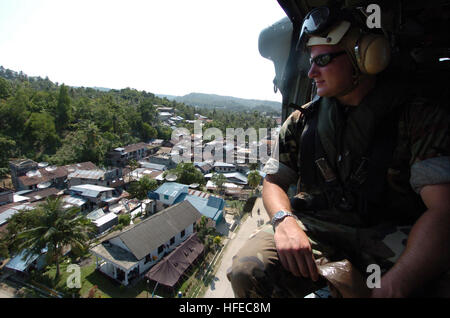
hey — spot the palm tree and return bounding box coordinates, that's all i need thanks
[247,170,262,195]
[128,175,158,200]
[211,173,227,195]
[14,197,95,279]
[128,159,139,181]
[213,236,222,250]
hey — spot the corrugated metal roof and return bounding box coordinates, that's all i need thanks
[174,193,224,222]
[87,208,106,221]
[68,169,105,180]
[0,208,19,226]
[124,142,148,153]
[207,196,223,209]
[69,184,114,198]
[5,248,47,272]
[90,242,138,271]
[154,182,188,199]
[94,213,118,227]
[188,189,210,199]
[24,187,60,202]
[139,162,167,171]
[213,162,236,167]
[113,200,201,260]
[64,162,98,171]
[145,233,204,287]
[0,204,34,225]
[62,195,87,206]
[18,162,98,186]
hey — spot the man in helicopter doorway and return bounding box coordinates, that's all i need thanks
[227,6,450,298]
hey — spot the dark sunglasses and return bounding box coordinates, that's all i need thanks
[309,51,346,67]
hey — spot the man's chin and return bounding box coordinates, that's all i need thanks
[316,89,332,97]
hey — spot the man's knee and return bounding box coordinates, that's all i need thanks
[227,228,279,297]
[228,254,268,298]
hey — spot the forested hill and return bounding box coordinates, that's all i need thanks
[158,92,281,113]
[0,66,278,176]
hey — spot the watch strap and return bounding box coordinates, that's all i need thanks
[271,211,298,226]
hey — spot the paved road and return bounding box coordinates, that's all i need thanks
[0,279,17,298]
[203,197,269,298]
[0,288,15,298]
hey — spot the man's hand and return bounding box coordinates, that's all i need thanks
[263,175,319,282]
[274,216,319,281]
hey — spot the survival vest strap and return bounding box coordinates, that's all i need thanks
[292,98,366,213]
[289,98,320,193]
[290,94,401,227]
[289,99,334,211]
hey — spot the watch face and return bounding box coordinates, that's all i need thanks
[274,211,285,219]
[272,211,287,224]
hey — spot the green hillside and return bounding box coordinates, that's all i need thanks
[158,92,281,113]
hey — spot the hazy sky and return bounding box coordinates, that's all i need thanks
[0,0,287,102]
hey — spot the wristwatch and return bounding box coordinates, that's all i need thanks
[270,210,298,227]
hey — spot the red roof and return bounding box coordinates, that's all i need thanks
[188,189,211,199]
[23,187,60,202]
[18,162,98,187]
[124,142,149,153]
[145,233,204,287]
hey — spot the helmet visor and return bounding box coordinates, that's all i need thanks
[297,6,336,51]
[303,7,331,35]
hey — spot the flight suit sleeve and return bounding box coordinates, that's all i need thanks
[263,110,303,187]
[401,98,450,194]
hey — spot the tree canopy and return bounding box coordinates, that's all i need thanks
[128,175,158,200]
[8,197,95,278]
[0,66,278,172]
[247,170,262,190]
[211,173,227,194]
[166,162,206,186]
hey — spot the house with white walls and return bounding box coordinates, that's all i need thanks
[89,200,201,286]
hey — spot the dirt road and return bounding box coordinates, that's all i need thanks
[203,197,269,298]
[0,282,17,298]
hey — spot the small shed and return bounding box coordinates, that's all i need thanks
[87,209,118,234]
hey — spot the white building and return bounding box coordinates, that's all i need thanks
[90,200,201,286]
[68,184,118,211]
[204,171,248,185]
[213,162,237,173]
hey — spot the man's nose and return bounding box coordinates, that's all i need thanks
[307,62,318,79]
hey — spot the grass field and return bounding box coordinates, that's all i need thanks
[36,255,174,298]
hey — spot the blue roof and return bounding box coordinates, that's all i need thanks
[174,193,224,223]
[5,248,47,272]
[207,196,223,209]
[153,182,188,199]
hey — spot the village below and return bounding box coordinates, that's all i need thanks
[0,67,282,298]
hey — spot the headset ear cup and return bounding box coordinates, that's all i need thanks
[357,34,391,74]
